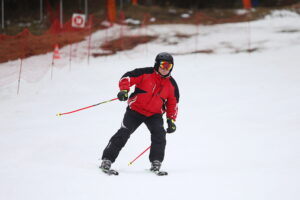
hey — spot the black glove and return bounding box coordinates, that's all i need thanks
[166,118,176,133]
[117,90,128,101]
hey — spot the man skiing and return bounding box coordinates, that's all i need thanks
[100,52,179,175]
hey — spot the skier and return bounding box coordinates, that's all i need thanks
[100,52,179,175]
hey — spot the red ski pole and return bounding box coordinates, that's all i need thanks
[128,146,151,166]
[56,98,118,116]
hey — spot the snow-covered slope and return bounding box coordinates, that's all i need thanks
[0,10,300,200]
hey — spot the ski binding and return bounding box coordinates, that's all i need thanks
[151,170,168,176]
[101,168,119,176]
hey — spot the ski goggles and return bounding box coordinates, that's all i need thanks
[159,61,173,71]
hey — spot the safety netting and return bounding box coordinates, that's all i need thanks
[0,1,257,94]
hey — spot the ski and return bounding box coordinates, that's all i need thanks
[151,170,168,176]
[101,168,119,176]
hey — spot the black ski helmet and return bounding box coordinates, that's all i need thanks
[154,52,174,75]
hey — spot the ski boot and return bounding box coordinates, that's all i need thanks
[100,159,112,170]
[150,160,168,176]
[150,160,161,172]
[100,159,118,175]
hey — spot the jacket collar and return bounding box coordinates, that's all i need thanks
[154,68,171,79]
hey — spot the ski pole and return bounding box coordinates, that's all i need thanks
[56,98,118,116]
[128,145,151,166]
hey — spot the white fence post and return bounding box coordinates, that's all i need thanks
[1,0,4,30]
[40,0,43,23]
[120,0,123,10]
[60,0,63,28]
[85,0,88,19]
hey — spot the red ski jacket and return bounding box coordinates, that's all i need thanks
[119,67,179,121]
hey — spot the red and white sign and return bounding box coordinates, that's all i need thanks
[72,13,86,28]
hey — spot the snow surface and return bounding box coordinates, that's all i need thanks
[1,10,300,200]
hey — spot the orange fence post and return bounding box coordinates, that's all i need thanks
[51,44,60,80]
[106,0,116,24]
[132,0,138,5]
[242,0,252,9]
[53,44,61,59]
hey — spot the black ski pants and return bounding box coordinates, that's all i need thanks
[102,108,166,163]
